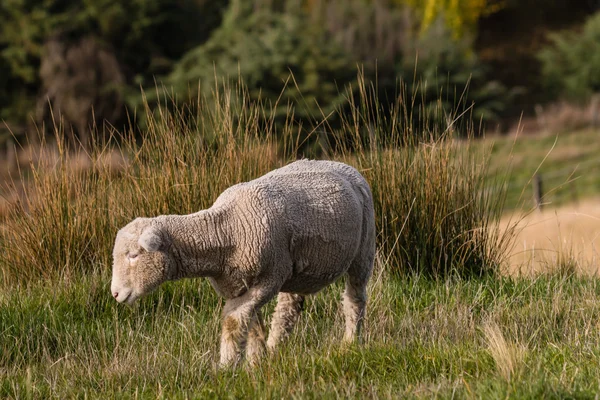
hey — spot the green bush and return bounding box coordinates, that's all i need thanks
[167,0,356,127]
[538,11,600,101]
[398,17,512,131]
[0,0,515,145]
[167,2,512,143]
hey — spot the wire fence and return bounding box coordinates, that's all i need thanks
[487,157,600,211]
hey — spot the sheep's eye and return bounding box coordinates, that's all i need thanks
[128,253,139,260]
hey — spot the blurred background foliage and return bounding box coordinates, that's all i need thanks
[538,11,600,102]
[167,1,356,124]
[401,0,504,39]
[0,0,599,147]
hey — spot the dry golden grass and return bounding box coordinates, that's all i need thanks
[0,143,128,220]
[483,320,526,382]
[0,76,509,284]
[503,198,600,275]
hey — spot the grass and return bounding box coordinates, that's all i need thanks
[480,128,600,210]
[3,75,600,398]
[3,268,600,398]
[0,77,509,283]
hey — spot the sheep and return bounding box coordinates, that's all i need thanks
[110,159,376,367]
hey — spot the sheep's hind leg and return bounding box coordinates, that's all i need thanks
[246,310,266,365]
[266,292,304,351]
[220,286,277,367]
[343,256,374,343]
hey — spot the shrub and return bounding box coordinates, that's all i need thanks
[167,0,356,128]
[167,1,512,143]
[538,11,600,102]
[399,17,512,130]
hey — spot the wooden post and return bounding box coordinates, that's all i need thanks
[533,174,543,211]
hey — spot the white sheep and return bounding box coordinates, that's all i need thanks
[111,159,376,366]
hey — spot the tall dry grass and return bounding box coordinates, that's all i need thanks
[336,77,512,276]
[0,75,513,285]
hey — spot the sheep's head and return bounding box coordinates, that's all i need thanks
[111,218,174,305]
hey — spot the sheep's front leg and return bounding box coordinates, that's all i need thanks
[220,287,276,367]
[246,310,266,365]
[266,292,304,351]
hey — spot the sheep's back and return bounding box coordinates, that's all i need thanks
[257,161,373,292]
[211,160,374,293]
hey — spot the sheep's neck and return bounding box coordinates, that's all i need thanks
[159,211,230,280]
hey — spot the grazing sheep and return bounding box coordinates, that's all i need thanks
[111,159,376,367]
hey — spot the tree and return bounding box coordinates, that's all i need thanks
[538,11,600,101]
[0,0,228,139]
[167,0,356,126]
[400,0,504,39]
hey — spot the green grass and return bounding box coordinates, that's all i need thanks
[4,76,598,398]
[481,128,600,210]
[3,269,600,398]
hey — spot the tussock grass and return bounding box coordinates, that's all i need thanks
[0,85,287,284]
[0,75,510,284]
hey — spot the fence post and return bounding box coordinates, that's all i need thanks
[533,173,543,211]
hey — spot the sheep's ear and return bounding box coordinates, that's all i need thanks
[138,226,164,252]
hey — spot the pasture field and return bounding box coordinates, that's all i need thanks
[503,197,600,275]
[2,81,600,398]
[3,267,600,398]
[481,128,600,210]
